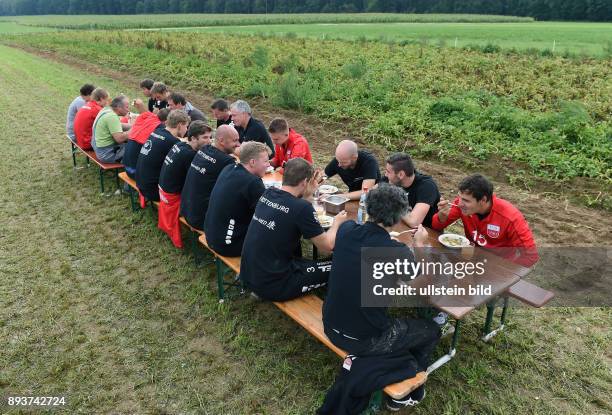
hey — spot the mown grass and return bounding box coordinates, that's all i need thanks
[0,44,611,414]
[3,13,533,30]
[154,21,612,57]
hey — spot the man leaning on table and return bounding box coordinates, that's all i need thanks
[241,158,348,302]
[432,173,539,268]
[324,139,380,201]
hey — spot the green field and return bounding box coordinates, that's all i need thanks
[161,21,612,56]
[3,13,533,30]
[0,20,55,33]
[1,43,610,414]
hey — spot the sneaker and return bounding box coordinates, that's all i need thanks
[386,387,426,411]
[432,311,448,326]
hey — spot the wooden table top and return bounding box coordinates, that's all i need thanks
[261,171,529,319]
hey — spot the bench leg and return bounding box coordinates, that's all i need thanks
[482,297,509,342]
[70,141,77,168]
[216,257,225,303]
[128,187,138,212]
[427,319,461,374]
[366,390,382,413]
[115,170,120,192]
[99,168,105,194]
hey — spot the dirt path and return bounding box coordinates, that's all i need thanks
[23,46,610,247]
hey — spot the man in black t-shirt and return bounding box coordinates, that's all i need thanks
[211,98,233,128]
[123,108,170,179]
[168,92,207,123]
[382,152,440,228]
[322,184,440,410]
[140,79,168,113]
[229,100,275,157]
[159,121,212,196]
[136,110,190,202]
[324,140,381,200]
[204,142,270,257]
[158,121,212,248]
[241,158,349,302]
[180,124,240,231]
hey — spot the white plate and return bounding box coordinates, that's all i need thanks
[317,214,334,228]
[264,181,282,189]
[265,166,275,173]
[438,233,471,248]
[318,184,338,195]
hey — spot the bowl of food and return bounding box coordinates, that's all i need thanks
[438,233,471,249]
[318,184,338,195]
[317,214,334,229]
[324,195,348,215]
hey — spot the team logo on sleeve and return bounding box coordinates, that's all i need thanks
[487,224,501,238]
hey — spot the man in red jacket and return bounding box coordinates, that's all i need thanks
[73,88,109,150]
[431,174,539,268]
[268,118,312,172]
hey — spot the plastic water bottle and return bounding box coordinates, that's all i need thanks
[357,187,369,224]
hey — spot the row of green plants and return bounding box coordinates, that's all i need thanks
[3,13,533,30]
[5,31,609,189]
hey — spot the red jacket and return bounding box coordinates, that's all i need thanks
[431,195,539,267]
[271,129,313,170]
[73,101,102,149]
[129,112,161,145]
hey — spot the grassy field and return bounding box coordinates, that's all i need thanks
[4,30,610,210]
[154,21,612,56]
[2,13,533,29]
[0,43,611,414]
[0,21,55,34]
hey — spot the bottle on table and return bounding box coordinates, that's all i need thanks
[357,187,369,224]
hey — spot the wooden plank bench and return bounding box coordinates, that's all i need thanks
[482,280,555,342]
[196,232,427,400]
[118,172,159,211]
[198,234,241,301]
[68,135,122,193]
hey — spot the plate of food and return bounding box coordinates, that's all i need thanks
[265,166,275,174]
[264,181,281,189]
[318,184,338,195]
[438,233,471,248]
[317,214,334,228]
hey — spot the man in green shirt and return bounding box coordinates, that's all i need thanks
[92,95,133,163]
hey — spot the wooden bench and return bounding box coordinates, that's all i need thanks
[196,233,427,400]
[118,172,159,211]
[482,280,555,342]
[68,135,122,193]
[198,234,241,301]
[507,280,554,307]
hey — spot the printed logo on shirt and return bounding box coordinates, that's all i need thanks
[487,224,501,238]
[352,176,364,183]
[190,162,207,175]
[140,140,152,156]
[225,219,235,245]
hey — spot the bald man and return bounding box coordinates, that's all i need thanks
[324,140,381,200]
[180,125,240,230]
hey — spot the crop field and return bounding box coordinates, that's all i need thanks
[3,12,533,30]
[4,30,610,209]
[0,40,611,415]
[154,21,612,57]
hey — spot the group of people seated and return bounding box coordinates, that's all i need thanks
[66,80,540,411]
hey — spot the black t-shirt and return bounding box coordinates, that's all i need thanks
[148,98,168,113]
[380,172,440,228]
[158,142,197,194]
[324,150,381,192]
[323,221,414,344]
[136,126,180,201]
[235,117,275,157]
[187,105,207,123]
[241,187,324,291]
[204,163,266,257]
[216,115,233,128]
[180,145,235,230]
[123,139,143,178]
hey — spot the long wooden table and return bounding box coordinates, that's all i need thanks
[261,171,530,372]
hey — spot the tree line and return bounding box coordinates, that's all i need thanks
[0,0,610,21]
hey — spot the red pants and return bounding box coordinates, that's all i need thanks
[158,187,183,248]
